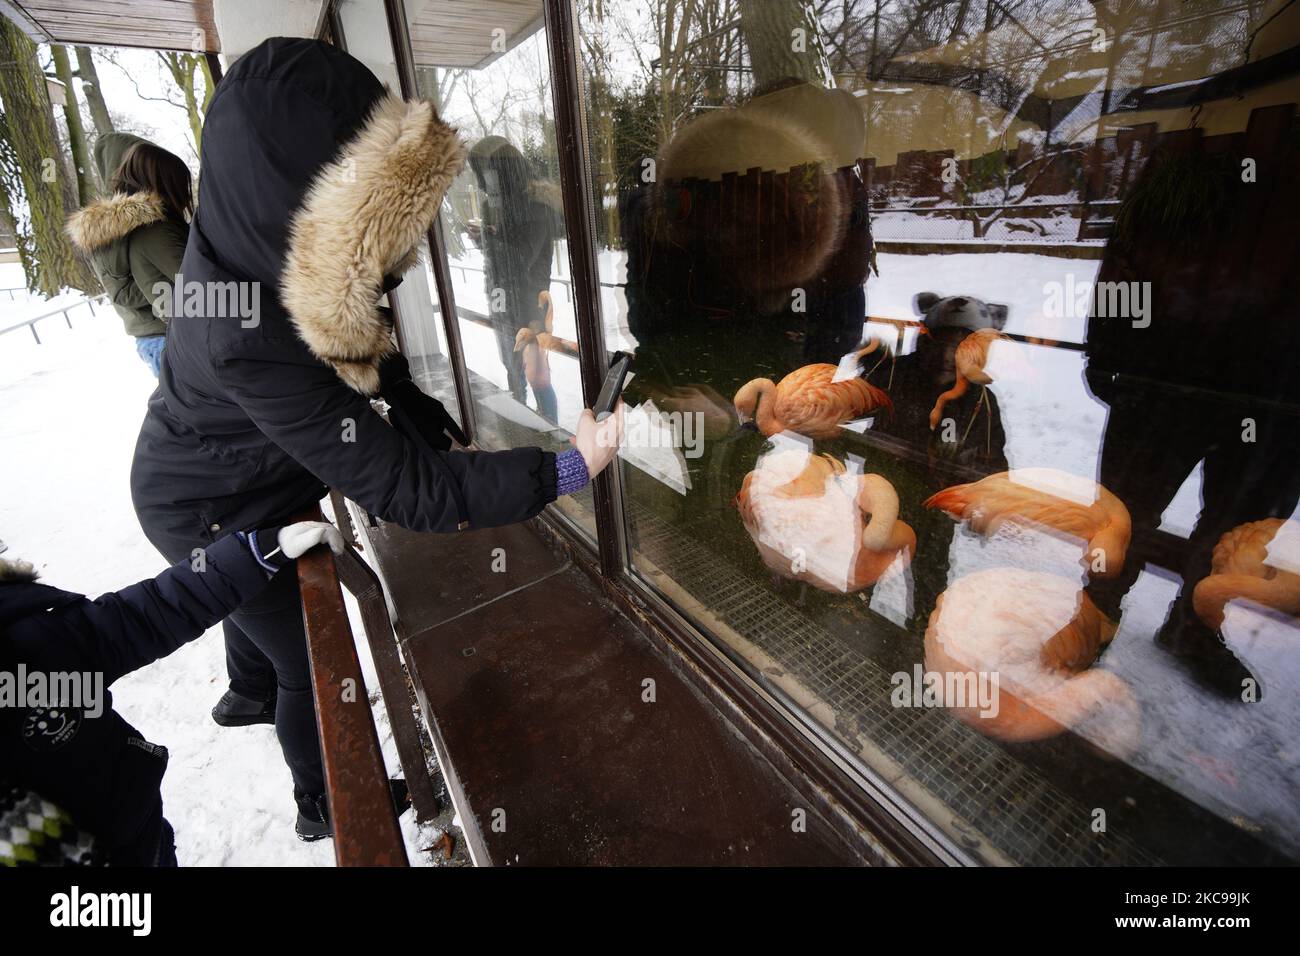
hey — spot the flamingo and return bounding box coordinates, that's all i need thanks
[733,342,892,440]
[1193,518,1300,629]
[928,328,1008,430]
[924,568,1137,750]
[514,290,577,392]
[924,467,1131,579]
[734,450,915,593]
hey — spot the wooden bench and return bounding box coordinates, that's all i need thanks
[350,513,866,866]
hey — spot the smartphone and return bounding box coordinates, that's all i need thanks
[594,351,632,421]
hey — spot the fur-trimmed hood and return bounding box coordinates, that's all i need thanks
[66,191,167,251]
[281,92,465,394]
[0,557,37,584]
[191,38,465,395]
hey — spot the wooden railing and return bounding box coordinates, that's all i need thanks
[295,505,409,867]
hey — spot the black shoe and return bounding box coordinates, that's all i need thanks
[1155,616,1260,701]
[211,689,276,727]
[295,790,332,842]
[293,780,412,843]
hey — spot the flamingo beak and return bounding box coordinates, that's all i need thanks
[739,418,758,433]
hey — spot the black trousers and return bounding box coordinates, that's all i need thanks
[1086,388,1300,631]
[137,519,325,796]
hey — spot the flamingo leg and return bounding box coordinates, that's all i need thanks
[958,385,988,449]
[929,375,969,431]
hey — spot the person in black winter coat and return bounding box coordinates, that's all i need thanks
[1083,130,1300,697]
[0,521,345,866]
[467,135,561,419]
[128,38,620,838]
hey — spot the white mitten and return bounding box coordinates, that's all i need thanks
[276,521,347,559]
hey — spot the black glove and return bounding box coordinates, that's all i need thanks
[378,353,469,451]
[384,379,469,451]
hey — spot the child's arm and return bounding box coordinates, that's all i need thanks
[50,521,345,685]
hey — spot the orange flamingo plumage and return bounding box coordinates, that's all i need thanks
[514,290,577,392]
[1193,518,1300,630]
[928,328,1008,430]
[735,450,915,593]
[924,568,1136,750]
[924,467,1131,579]
[733,343,891,440]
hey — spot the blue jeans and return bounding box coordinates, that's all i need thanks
[136,334,166,377]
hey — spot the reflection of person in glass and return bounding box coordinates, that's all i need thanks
[623,78,872,423]
[1084,126,1300,699]
[466,136,562,420]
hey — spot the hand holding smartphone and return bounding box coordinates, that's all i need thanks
[572,352,631,479]
[594,351,632,421]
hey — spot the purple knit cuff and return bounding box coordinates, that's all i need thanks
[555,448,590,496]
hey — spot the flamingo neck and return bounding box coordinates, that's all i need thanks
[738,379,778,434]
[858,474,901,551]
[755,386,782,435]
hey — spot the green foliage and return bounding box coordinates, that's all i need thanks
[1112,150,1234,253]
[963,150,1008,194]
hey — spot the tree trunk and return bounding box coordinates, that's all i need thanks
[51,45,97,203]
[737,0,833,90]
[0,19,97,296]
[161,52,205,155]
[74,46,115,136]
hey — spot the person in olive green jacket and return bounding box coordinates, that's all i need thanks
[66,133,192,376]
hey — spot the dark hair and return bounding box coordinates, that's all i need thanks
[112,142,193,222]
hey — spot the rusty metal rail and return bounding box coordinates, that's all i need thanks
[296,506,408,867]
[332,544,442,823]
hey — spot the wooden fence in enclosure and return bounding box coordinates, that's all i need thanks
[657,103,1296,247]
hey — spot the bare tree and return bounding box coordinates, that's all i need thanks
[159,51,214,156]
[0,18,96,295]
[74,46,115,136]
[49,45,96,203]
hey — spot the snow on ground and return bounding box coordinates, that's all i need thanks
[0,285,446,866]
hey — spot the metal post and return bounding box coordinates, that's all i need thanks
[383,0,478,444]
[541,0,627,579]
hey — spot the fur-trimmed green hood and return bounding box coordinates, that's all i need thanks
[63,132,188,340]
[66,190,168,252]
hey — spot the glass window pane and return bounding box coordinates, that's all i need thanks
[404,0,596,539]
[334,0,463,421]
[578,0,1300,865]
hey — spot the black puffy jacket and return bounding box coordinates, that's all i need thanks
[131,38,557,548]
[0,535,273,864]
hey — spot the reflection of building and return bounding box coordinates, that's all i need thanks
[7,0,1299,869]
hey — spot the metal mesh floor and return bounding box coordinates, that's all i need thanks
[628,502,1163,866]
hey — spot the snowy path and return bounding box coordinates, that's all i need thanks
[0,298,442,866]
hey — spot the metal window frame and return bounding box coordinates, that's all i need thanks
[540,0,627,579]
[384,0,479,445]
[377,0,969,867]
